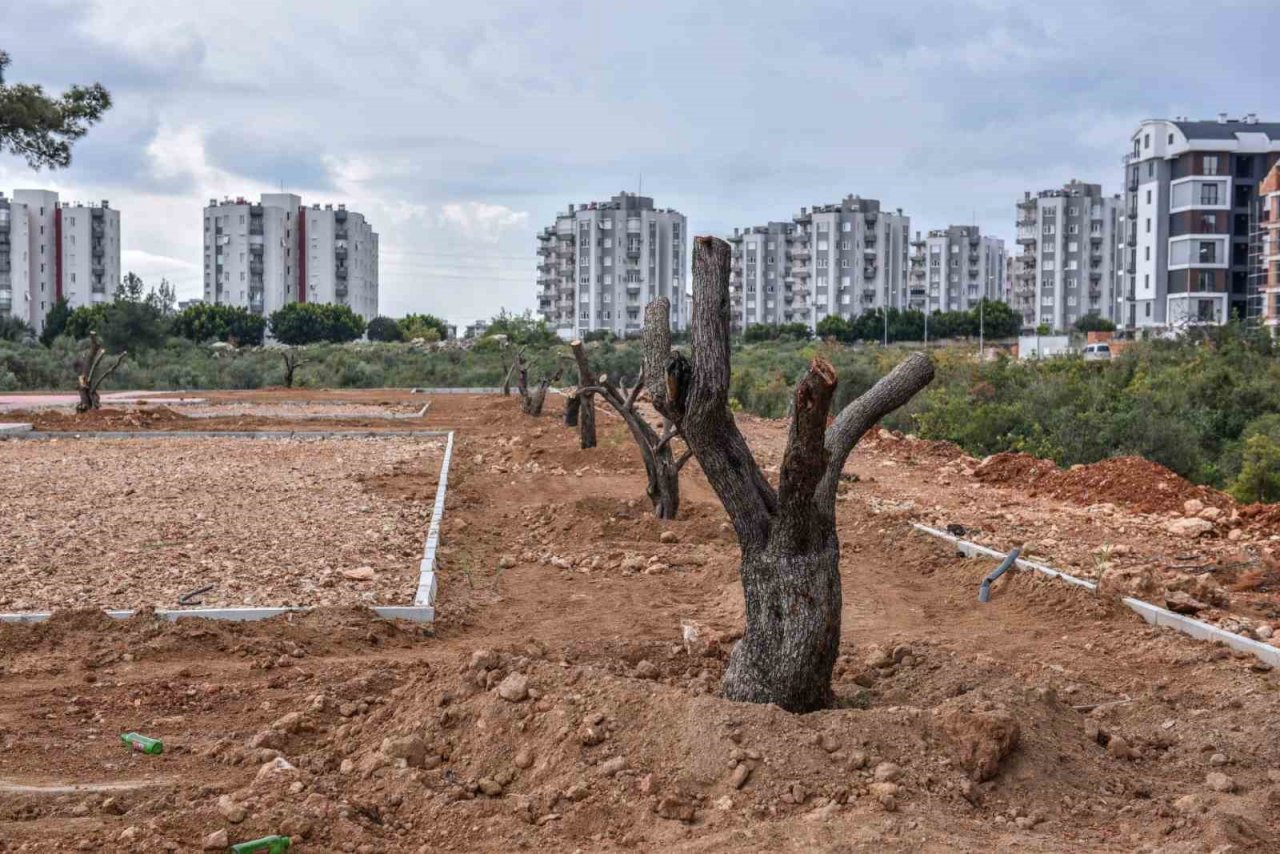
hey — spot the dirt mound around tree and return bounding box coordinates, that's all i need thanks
[159,641,1146,851]
[12,405,193,430]
[973,452,1234,515]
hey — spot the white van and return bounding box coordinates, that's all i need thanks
[1082,343,1112,362]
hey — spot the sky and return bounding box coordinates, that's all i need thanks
[2,0,1278,327]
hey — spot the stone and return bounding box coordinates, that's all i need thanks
[1199,507,1223,521]
[342,566,376,581]
[1228,528,1245,541]
[873,762,902,782]
[216,794,246,823]
[255,756,298,783]
[1183,498,1205,516]
[513,748,534,769]
[599,756,628,777]
[1257,625,1274,640]
[1205,772,1236,793]
[869,781,900,811]
[659,530,678,544]
[730,763,752,789]
[634,660,659,680]
[497,554,517,569]
[1165,591,1209,615]
[1164,517,1214,539]
[864,645,894,669]
[280,814,313,839]
[497,673,530,702]
[1209,753,1228,767]
[382,734,428,768]
[202,829,229,850]
[478,777,504,797]
[655,794,697,823]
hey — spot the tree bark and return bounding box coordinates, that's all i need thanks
[564,395,580,427]
[75,332,126,413]
[646,235,935,713]
[569,341,597,450]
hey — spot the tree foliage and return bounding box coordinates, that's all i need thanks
[483,309,559,347]
[0,313,30,342]
[267,302,366,345]
[0,49,112,169]
[366,316,403,342]
[39,297,70,346]
[171,302,266,346]
[1074,314,1117,333]
[398,313,448,342]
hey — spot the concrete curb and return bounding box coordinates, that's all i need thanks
[415,430,455,607]
[13,429,451,441]
[911,523,1280,669]
[0,429,457,625]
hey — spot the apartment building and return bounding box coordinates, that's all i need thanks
[727,195,909,331]
[906,226,1005,315]
[1252,162,1280,334]
[0,190,120,334]
[1006,253,1036,327]
[536,192,686,338]
[1120,115,1280,331]
[203,194,379,322]
[1014,181,1121,332]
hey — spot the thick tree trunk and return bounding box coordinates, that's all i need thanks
[637,236,934,714]
[564,395,580,427]
[75,332,126,414]
[721,530,841,711]
[569,341,597,449]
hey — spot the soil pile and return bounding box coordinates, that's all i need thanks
[974,452,1233,515]
[14,405,192,430]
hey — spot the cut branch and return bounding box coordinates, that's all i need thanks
[74,332,127,413]
[569,340,597,449]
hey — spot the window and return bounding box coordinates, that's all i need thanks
[1143,133,1150,149]
[1145,246,1150,260]
[842,222,851,232]
[1198,241,1216,263]
[1148,162,1154,177]
[1146,218,1151,233]
[841,259,849,268]
[1147,190,1152,204]
[841,240,850,250]
[1200,184,1219,205]
[1203,155,1219,175]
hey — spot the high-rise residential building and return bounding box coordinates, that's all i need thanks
[203,194,379,322]
[536,192,686,338]
[727,195,909,331]
[906,226,1005,315]
[1006,253,1036,327]
[1120,115,1280,331]
[0,190,120,334]
[1014,181,1121,332]
[1252,162,1280,335]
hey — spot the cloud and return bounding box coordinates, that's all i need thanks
[3,0,1278,325]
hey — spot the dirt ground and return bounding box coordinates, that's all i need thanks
[2,390,1279,852]
[0,436,445,611]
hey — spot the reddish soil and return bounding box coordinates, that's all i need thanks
[6,405,434,433]
[1,392,1279,852]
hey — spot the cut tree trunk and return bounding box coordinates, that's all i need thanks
[75,332,127,414]
[564,395,580,427]
[640,236,935,712]
[569,341,597,450]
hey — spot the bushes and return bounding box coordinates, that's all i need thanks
[267,303,366,345]
[366,316,403,342]
[172,303,266,346]
[398,313,448,342]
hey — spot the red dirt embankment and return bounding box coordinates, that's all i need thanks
[971,452,1233,516]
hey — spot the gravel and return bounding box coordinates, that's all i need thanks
[0,436,443,612]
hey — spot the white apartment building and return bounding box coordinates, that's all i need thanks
[536,192,686,338]
[1014,181,1121,332]
[203,194,378,322]
[1120,115,1280,331]
[907,226,1006,315]
[727,195,909,331]
[0,190,120,334]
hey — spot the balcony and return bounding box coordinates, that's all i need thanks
[1127,177,1139,192]
[1016,226,1037,244]
[335,228,349,241]
[335,245,348,260]
[249,260,264,275]
[788,247,810,261]
[789,230,810,244]
[792,266,811,278]
[863,265,876,279]
[626,242,642,258]
[864,210,878,225]
[864,231,877,246]
[1126,233,1136,247]
[1127,206,1137,219]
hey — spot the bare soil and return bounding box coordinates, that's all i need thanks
[1,391,1278,852]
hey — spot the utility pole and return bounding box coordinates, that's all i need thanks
[924,309,929,348]
[978,299,985,359]
[883,307,888,347]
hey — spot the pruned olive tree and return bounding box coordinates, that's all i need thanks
[566,340,597,449]
[516,351,562,416]
[646,236,935,712]
[574,319,692,520]
[75,332,127,413]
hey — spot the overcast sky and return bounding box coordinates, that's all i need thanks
[2,0,1276,326]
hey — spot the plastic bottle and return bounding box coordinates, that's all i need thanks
[230,835,292,853]
[120,732,163,755]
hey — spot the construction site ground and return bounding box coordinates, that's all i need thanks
[1,389,1278,852]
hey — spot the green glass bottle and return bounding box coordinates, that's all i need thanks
[120,732,163,755]
[230,835,291,854]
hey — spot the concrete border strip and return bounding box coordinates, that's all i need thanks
[415,430,455,606]
[911,522,1280,669]
[0,429,457,625]
[10,429,451,441]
